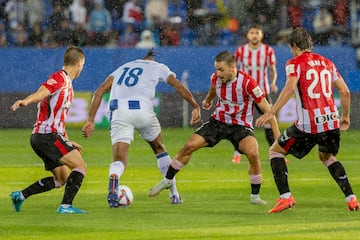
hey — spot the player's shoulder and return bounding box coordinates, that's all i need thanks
[235,43,248,51]
[49,70,64,78]
[48,70,66,83]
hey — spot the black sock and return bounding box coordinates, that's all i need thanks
[251,184,261,195]
[271,158,290,194]
[61,171,84,205]
[22,177,56,199]
[328,161,354,197]
[165,165,178,180]
[265,128,274,146]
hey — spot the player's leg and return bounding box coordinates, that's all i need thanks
[57,146,87,214]
[149,133,207,197]
[10,134,67,212]
[267,125,313,213]
[10,173,63,212]
[238,135,266,205]
[107,142,129,207]
[108,115,134,207]
[321,153,359,210]
[267,142,296,213]
[318,130,359,211]
[147,133,183,204]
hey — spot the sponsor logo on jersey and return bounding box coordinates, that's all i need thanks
[314,112,339,124]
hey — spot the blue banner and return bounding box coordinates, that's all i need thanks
[0,46,358,93]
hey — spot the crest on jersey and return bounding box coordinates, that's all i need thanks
[286,64,295,75]
[46,78,57,85]
[252,86,263,98]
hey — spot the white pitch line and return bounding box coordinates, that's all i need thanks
[3,177,360,185]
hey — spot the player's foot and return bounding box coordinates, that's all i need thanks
[231,154,241,164]
[57,205,87,214]
[250,195,267,205]
[148,179,173,197]
[268,195,296,213]
[108,174,119,208]
[347,196,360,211]
[171,195,183,204]
[10,191,24,212]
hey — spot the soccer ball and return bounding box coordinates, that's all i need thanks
[118,185,134,207]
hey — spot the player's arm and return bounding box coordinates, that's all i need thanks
[82,76,113,138]
[256,75,297,128]
[333,76,351,130]
[167,74,201,125]
[11,85,51,111]
[202,85,216,110]
[269,63,278,93]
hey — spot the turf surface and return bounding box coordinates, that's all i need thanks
[1,127,360,239]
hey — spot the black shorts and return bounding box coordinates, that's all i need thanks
[278,124,340,159]
[195,117,254,153]
[30,133,76,171]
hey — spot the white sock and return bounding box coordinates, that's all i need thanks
[109,160,125,179]
[280,192,291,199]
[346,194,356,202]
[157,152,179,197]
[251,194,260,199]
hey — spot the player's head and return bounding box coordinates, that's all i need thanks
[288,27,313,54]
[143,48,158,61]
[247,24,263,45]
[64,46,85,66]
[214,51,237,83]
[63,46,85,78]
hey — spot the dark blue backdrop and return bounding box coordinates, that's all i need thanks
[0,46,359,93]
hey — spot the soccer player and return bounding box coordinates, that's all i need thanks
[256,27,360,213]
[149,50,280,205]
[10,46,87,214]
[81,49,201,207]
[232,24,278,163]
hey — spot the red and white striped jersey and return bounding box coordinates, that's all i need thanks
[210,71,265,128]
[285,52,340,133]
[32,70,73,136]
[234,43,276,94]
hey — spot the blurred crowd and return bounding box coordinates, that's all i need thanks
[0,0,355,48]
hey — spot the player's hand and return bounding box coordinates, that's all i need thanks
[71,141,83,153]
[82,121,95,138]
[202,100,212,110]
[255,112,273,128]
[190,107,201,125]
[339,117,350,131]
[10,100,27,111]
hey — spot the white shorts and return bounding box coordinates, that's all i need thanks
[109,100,161,145]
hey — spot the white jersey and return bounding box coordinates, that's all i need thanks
[109,59,175,106]
[108,59,176,144]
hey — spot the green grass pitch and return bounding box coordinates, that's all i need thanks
[1,127,360,240]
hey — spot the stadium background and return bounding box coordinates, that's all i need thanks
[1,46,360,128]
[2,0,360,128]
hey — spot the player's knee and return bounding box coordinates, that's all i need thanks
[182,142,197,155]
[73,166,87,177]
[269,150,284,159]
